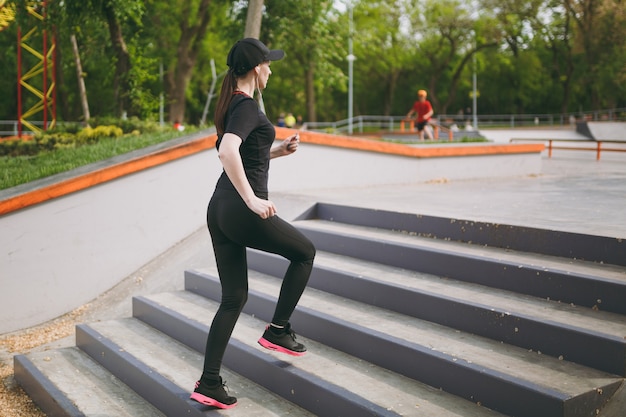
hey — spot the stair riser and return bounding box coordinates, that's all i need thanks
[297,228,626,315]
[185,271,604,417]
[132,296,399,417]
[246,250,626,376]
[13,355,86,417]
[75,324,206,417]
[305,203,626,267]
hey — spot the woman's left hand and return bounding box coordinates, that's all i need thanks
[282,133,299,155]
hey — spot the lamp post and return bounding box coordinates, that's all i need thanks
[472,51,478,130]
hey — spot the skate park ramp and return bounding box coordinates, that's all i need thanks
[577,121,626,141]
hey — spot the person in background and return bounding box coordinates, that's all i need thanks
[277,112,286,127]
[284,112,296,128]
[406,89,434,141]
[190,38,316,410]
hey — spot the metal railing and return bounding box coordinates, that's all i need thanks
[303,108,626,133]
[510,138,626,161]
[0,120,44,137]
[3,108,625,137]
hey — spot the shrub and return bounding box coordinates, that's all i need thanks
[52,122,83,134]
[75,125,123,144]
[0,137,40,156]
[89,116,163,134]
[0,138,20,156]
[1,118,179,157]
[37,132,75,151]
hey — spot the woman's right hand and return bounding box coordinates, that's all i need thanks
[246,196,277,219]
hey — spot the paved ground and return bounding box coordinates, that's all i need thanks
[3,127,625,324]
[35,128,626,325]
[2,127,625,416]
[81,136,626,326]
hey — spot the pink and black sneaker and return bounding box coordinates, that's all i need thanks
[190,377,237,409]
[258,323,307,356]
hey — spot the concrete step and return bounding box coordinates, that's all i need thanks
[247,249,626,376]
[76,317,314,417]
[134,290,506,417]
[14,203,625,416]
[185,269,623,417]
[300,202,625,267]
[292,218,626,315]
[14,347,165,417]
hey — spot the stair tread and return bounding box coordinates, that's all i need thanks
[22,347,165,417]
[310,250,626,338]
[143,290,507,416]
[223,270,622,396]
[86,317,316,416]
[296,219,626,282]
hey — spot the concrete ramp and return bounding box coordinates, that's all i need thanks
[578,121,626,141]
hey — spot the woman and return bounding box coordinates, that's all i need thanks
[190,38,316,409]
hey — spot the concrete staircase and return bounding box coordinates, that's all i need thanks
[14,203,626,416]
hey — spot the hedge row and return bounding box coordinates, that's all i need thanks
[0,118,165,157]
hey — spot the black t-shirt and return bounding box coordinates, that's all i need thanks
[215,92,276,199]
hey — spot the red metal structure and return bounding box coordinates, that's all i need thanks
[16,0,57,137]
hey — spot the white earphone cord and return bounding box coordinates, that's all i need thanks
[256,73,265,114]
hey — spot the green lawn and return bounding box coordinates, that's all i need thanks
[0,129,195,191]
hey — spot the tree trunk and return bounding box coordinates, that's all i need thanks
[166,0,213,123]
[564,0,600,109]
[440,51,474,115]
[103,2,131,117]
[70,33,90,123]
[559,12,574,114]
[244,0,264,38]
[305,64,316,123]
[383,70,400,116]
[54,30,71,122]
[167,55,194,124]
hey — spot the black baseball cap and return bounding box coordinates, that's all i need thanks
[227,38,285,76]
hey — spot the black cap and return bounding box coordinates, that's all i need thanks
[227,38,285,76]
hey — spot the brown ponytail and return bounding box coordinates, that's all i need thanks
[214,69,238,136]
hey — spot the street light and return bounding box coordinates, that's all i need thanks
[472,51,478,130]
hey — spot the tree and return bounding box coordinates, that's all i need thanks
[69,33,90,122]
[263,0,344,123]
[63,0,144,117]
[244,0,264,38]
[145,0,223,124]
[403,0,499,114]
[350,0,415,116]
[0,2,17,120]
[536,0,576,113]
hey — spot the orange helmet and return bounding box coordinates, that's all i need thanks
[417,89,427,97]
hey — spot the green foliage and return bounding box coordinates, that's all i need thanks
[459,137,489,143]
[2,0,626,126]
[89,116,162,134]
[0,119,163,158]
[0,129,189,190]
[75,125,123,144]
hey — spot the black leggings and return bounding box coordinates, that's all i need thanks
[201,188,316,383]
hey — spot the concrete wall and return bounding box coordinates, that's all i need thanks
[0,151,220,334]
[269,142,542,191]
[0,142,541,334]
